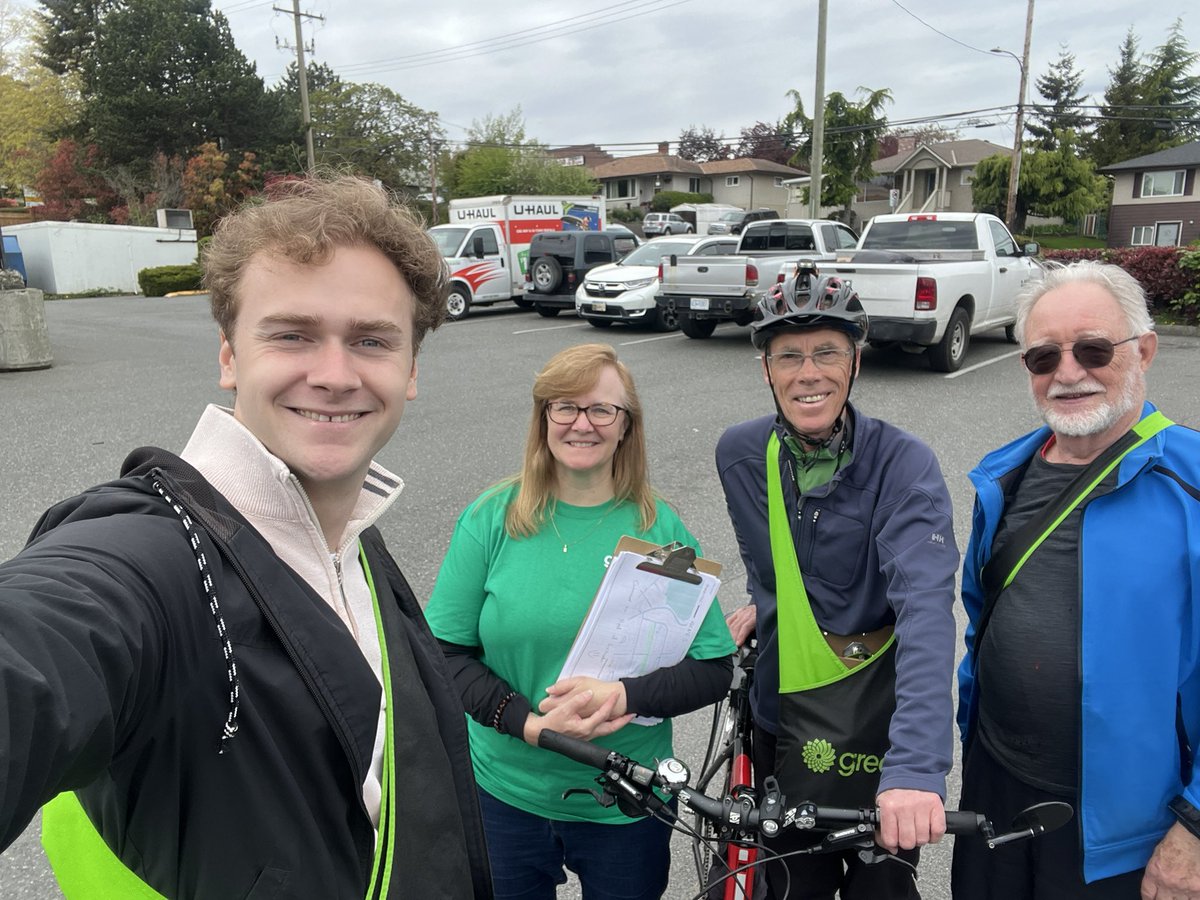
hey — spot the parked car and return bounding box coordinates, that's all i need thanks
[524,230,640,317]
[576,235,739,332]
[642,212,693,237]
[707,207,780,235]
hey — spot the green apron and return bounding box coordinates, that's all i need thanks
[768,432,898,808]
[41,548,399,900]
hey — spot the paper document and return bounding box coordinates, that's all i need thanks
[558,549,721,723]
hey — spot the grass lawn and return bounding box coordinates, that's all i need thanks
[1024,234,1108,250]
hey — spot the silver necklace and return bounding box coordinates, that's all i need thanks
[547,501,615,553]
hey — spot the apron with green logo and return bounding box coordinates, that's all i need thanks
[41,548,401,900]
[768,433,898,808]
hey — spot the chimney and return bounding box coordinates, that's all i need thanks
[658,141,670,155]
[897,135,918,155]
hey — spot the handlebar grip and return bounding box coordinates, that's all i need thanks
[537,729,615,771]
[944,810,988,835]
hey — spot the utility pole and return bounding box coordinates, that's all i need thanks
[275,0,324,172]
[809,0,828,219]
[1001,0,1035,231]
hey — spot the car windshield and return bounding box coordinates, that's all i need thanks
[429,227,469,257]
[718,212,744,222]
[619,240,694,266]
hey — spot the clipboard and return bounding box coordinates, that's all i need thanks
[557,537,723,724]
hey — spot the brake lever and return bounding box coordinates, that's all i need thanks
[562,786,616,807]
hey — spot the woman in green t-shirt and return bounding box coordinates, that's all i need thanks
[427,342,735,900]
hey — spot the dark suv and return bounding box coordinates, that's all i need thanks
[524,230,640,316]
[707,207,780,235]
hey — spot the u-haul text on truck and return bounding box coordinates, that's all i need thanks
[427,195,606,320]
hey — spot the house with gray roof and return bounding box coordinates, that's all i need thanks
[851,139,1012,222]
[1099,140,1200,248]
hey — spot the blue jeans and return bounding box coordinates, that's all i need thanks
[477,789,672,900]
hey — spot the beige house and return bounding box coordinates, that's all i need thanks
[698,159,806,214]
[1099,140,1200,248]
[852,139,1012,222]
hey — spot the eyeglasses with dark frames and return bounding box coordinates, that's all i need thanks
[545,401,626,426]
[1021,335,1139,375]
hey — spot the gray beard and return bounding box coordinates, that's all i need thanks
[1035,367,1143,437]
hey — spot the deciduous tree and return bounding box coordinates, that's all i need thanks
[785,87,892,214]
[677,125,729,162]
[733,121,794,165]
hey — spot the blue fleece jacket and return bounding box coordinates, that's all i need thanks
[716,408,959,798]
[958,402,1200,882]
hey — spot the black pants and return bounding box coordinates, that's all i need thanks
[753,724,920,900]
[951,740,1146,899]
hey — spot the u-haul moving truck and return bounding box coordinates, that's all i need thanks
[428,195,606,320]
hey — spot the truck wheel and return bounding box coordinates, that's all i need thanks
[514,296,534,309]
[652,305,680,332]
[446,285,471,321]
[928,307,971,372]
[680,315,718,339]
[530,257,563,293]
[536,305,561,318]
[1005,323,1019,344]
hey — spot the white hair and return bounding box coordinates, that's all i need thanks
[1014,260,1155,347]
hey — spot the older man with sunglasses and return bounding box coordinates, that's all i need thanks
[953,260,1200,899]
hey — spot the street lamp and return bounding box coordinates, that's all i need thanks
[991,46,1028,231]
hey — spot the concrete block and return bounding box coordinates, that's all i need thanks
[0,288,53,371]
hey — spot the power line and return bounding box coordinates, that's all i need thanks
[888,0,998,58]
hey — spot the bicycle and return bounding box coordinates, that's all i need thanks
[692,642,759,899]
[537,727,1073,900]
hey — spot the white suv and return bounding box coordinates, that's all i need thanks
[575,235,737,331]
[642,212,693,237]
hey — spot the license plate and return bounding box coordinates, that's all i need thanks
[690,298,709,311]
[592,301,606,312]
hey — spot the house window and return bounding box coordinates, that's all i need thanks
[689,177,701,193]
[773,176,784,187]
[961,167,975,185]
[726,176,740,187]
[1131,225,1153,245]
[605,179,633,199]
[1140,170,1186,197]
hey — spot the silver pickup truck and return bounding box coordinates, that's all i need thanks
[655,219,860,338]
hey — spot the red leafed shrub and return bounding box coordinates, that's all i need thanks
[1044,246,1191,307]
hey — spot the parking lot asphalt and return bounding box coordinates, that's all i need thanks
[2,295,1198,899]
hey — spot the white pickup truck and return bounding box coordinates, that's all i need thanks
[655,219,860,338]
[828,212,1043,372]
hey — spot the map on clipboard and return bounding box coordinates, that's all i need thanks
[558,537,722,724]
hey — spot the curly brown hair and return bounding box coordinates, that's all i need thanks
[202,174,448,352]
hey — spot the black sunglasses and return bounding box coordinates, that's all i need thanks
[1021,336,1139,375]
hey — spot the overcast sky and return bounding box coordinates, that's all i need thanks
[19,0,1198,156]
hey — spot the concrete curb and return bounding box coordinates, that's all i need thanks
[1156,323,1200,337]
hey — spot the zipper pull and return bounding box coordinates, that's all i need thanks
[332,552,344,587]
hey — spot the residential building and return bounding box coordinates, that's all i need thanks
[852,139,1012,222]
[1099,140,1200,248]
[698,158,806,215]
[590,144,707,214]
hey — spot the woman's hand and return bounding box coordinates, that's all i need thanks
[522,687,633,746]
[540,676,627,719]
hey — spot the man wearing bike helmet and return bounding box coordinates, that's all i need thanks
[717,266,959,899]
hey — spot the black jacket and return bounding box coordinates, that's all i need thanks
[0,448,492,899]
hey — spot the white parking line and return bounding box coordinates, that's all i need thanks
[619,333,684,346]
[946,349,1022,379]
[511,323,589,335]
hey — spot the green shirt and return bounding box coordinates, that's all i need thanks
[783,434,853,494]
[426,483,735,823]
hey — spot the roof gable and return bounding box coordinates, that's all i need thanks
[1099,140,1200,172]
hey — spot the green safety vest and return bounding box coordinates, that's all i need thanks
[41,547,399,900]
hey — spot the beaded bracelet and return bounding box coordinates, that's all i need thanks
[492,691,520,733]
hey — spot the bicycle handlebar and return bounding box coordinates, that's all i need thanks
[537,728,1070,847]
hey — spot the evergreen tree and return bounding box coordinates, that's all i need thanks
[1141,18,1200,144]
[1092,29,1150,169]
[1027,45,1089,151]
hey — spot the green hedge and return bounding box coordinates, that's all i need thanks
[138,263,203,297]
[650,191,714,212]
